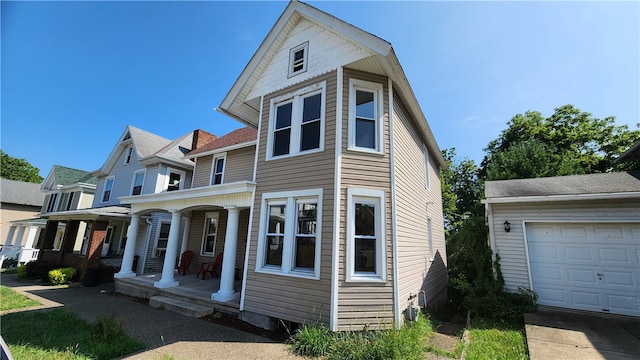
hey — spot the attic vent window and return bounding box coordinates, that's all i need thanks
[123,132,131,141]
[288,42,308,77]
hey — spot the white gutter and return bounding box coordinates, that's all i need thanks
[482,191,640,204]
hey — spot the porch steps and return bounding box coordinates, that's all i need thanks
[149,295,214,318]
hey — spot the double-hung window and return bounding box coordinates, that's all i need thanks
[257,189,322,279]
[268,82,325,159]
[346,188,386,282]
[102,177,115,202]
[348,79,384,154]
[211,155,225,185]
[46,193,59,213]
[166,168,185,191]
[155,222,170,257]
[201,212,219,256]
[131,170,145,195]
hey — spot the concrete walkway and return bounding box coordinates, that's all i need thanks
[1,274,302,360]
[524,307,640,360]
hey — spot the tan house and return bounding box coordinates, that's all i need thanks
[115,0,447,331]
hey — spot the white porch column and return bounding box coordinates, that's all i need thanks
[212,207,240,302]
[115,214,141,279]
[23,226,39,249]
[154,210,182,289]
[180,213,191,256]
[4,226,16,246]
[14,226,26,247]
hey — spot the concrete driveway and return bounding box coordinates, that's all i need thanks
[525,307,640,360]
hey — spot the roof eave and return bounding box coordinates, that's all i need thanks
[482,191,640,204]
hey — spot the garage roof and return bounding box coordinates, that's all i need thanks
[485,171,640,200]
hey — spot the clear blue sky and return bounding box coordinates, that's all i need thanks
[2,1,638,176]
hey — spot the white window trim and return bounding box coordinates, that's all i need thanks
[348,79,385,154]
[423,143,431,190]
[101,176,115,203]
[166,167,186,191]
[346,187,387,282]
[201,212,219,256]
[265,81,326,161]
[124,146,133,165]
[210,153,227,185]
[288,42,308,77]
[255,188,323,280]
[130,169,146,196]
[154,221,171,257]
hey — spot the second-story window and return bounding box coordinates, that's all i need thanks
[348,79,384,154]
[268,82,325,160]
[211,156,225,185]
[65,192,75,210]
[167,168,185,191]
[46,193,59,213]
[131,170,145,195]
[102,177,114,202]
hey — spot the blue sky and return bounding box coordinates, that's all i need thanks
[2,1,638,176]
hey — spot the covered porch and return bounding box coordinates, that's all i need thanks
[116,181,255,304]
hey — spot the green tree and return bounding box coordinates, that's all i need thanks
[481,105,640,180]
[440,148,484,236]
[0,150,44,183]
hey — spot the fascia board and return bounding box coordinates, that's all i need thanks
[482,191,640,204]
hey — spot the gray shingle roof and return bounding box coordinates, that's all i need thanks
[0,178,46,207]
[51,165,98,186]
[485,171,640,199]
[128,126,172,158]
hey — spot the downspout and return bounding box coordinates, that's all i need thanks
[240,94,263,312]
[330,67,344,331]
[388,79,401,329]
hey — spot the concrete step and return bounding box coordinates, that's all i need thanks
[149,295,214,318]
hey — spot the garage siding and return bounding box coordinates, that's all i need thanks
[490,199,640,292]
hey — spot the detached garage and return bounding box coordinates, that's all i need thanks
[484,171,640,317]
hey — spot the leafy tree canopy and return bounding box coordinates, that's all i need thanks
[0,150,44,184]
[481,104,640,180]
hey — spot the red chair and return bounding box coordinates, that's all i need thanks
[197,252,223,280]
[175,250,194,276]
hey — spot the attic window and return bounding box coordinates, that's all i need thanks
[122,132,131,141]
[288,42,308,77]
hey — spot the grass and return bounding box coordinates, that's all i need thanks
[289,313,437,360]
[0,285,40,311]
[465,317,529,360]
[2,308,146,360]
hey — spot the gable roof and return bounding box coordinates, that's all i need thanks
[92,125,190,176]
[0,178,46,207]
[42,165,98,191]
[186,127,257,158]
[484,171,640,202]
[616,139,640,164]
[139,130,195,168]
[218,0,445,168]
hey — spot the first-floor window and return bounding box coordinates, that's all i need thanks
[347,187,386,282]
[155,222,170,257]
[257,189,322,279]
[201,212,219,256]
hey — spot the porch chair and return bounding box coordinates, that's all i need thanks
[175,250,194,276]
[197,252,223,280]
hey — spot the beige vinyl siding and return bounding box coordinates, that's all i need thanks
[243,71,337,325]
[337,69,394,330]
[392,95,447,315]
[187,209,250,274]
[192,155,214,188]
[224,147,255,183]
[192,147,255,188]
[490,199,640,292]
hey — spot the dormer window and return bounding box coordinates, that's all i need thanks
[288,42,308,77]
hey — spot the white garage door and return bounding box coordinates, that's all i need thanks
[527,223,640,317]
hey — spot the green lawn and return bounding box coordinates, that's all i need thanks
[2,308,145,360]
[0,285,40,311]
[464,318,529,360]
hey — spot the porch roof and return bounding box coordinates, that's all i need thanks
[118,181,256,213]
[42,205,131,221]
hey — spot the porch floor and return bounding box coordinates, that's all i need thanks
[114,271,241,315]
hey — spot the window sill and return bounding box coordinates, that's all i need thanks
[345,274,387,283]
[265,148,324,162]
[256,267,320,280]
